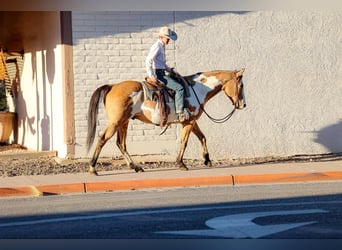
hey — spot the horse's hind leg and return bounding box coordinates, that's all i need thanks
[116,122,144,172]
[191,122,212,167]
[89,124,117,175]
[176,123,194,171]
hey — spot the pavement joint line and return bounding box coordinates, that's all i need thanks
[1,170,342,198]
[83,182,87,193]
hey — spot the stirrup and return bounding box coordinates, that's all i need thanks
[177,109,190,122]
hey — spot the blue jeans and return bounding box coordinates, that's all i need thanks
[156,69,184,113]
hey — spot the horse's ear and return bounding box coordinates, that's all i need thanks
[236,68,245,77]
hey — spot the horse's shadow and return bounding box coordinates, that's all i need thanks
[96,163,217,177]
[97,167,179,177]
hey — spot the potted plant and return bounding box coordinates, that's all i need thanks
[0,49,16,144]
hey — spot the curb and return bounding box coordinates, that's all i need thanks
[233,171,342,185]
[1,171,342,197]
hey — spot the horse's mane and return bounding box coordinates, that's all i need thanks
[174,70,243,87]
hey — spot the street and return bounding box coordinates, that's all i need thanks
[0,181,341,239]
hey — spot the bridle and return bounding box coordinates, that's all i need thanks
[190,83,236,123]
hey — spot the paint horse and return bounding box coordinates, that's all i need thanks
[86,69,246,175]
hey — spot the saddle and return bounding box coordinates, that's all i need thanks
[142,71,193,127]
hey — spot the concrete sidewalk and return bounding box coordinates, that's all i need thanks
[0,160,342,197]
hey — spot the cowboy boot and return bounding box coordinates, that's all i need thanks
[178,109,190,122]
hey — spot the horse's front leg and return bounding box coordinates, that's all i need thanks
[191,121,212,167]
[176,122,194,170]
[117,122,144,172]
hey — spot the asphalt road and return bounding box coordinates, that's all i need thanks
[0,181,342,239]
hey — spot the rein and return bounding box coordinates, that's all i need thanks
[189,84,236,124]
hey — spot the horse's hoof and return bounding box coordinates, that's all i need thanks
[179,165,189,171]
[176,162,188,171]
[204,154,212,167]
[89,167,98,176]
[135,166,144,173]
[204,160,212,167]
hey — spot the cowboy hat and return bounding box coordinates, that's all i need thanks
[158,26,178,41]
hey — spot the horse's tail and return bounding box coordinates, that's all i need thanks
[86,84,112,152]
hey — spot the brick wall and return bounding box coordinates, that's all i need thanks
[72,12,179,158]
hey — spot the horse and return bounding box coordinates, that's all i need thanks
[86,69,246,175]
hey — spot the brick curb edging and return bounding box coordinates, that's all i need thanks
[1,171,342,197]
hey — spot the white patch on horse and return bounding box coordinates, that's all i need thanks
[186,74,220,115]
[141,103,154,113]
[194,74,221,89]
[130,91,143,117]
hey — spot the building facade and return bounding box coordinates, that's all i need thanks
[1,11,341,160]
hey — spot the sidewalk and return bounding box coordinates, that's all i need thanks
[1,159,342,197]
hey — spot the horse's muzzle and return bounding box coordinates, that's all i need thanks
[235,101,246,109]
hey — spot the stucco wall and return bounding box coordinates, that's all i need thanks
[72,11,342,160]
[15,12,67,156]
[175,11,342,159]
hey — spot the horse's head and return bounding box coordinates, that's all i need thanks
[221,69,246,110]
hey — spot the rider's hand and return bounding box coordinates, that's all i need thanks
[170,68,179,76]
[149,76,158,84]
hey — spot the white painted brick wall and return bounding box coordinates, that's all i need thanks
[72,11,342,161]
[72,11,178,158]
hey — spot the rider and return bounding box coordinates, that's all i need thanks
[145,26,190,122]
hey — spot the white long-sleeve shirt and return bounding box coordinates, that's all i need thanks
[145,39,171,77]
